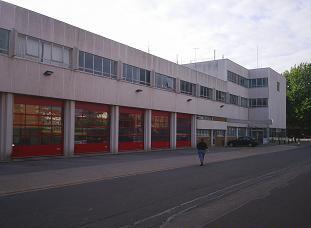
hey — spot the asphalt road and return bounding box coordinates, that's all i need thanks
[1,145,311,228]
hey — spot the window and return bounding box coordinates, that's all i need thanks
[151,111,170,149]
[75,102,110,153]
[277,81,280,92]
[241,97,248,108]
[227,127,237,137]
[13,96,64,157]
[197,115,213,120]
[122,64,151,86]
[249,78,268,88]
[155,73,176,91]
[197,129,210,137]
[177,114,192,147]
[227,71,248,88]
[249,98,268,107]
[238,127,247,137]
[119,107,144,151]
[26,37,40,57]
[16,34,72,68]
[229,94,238,105]
[79,51,117,78]
[200,86,213,99]
[216,90,226,103]
[180,80,196,96]
[0,28,9,54]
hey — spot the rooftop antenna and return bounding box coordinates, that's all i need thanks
[176,54,179,64]
[222,54,224,59]
[214,49,216,60]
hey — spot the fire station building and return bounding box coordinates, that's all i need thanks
[0,1,286,160]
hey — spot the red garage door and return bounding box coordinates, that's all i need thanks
[176,113,192,148]
[119,107,144,152]
[12,95,64,158]
[74,102,110,154]
[151,111,170,149]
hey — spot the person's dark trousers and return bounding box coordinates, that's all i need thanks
[197,149,206,166]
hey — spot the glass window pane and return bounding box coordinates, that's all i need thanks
[79,51,84,69]
[63,48,70,66]
[111,61,117,76]
[133,67,139,82]
[85,52,93,72]
[52,44,63,62]
[94,56,102,75]
[0,28,9,54]
[103,58,110,75]
[16,34,26,57]
[26,105,39,114]
[42,42,52,62]
[26,37,39,57]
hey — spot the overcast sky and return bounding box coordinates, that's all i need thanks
[5,0,311,73]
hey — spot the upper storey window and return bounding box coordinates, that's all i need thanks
[227,71,248,88]
[155,73,176,91]
[122,64,151,86]
[16,34,71,68]
[216,90,226,103]
[180,80,196,96]
[200,86,213,100]
[249,78,268,88]
[0,28,9,54]
[79,51,117,78]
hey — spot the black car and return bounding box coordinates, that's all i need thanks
[227,136,258,147]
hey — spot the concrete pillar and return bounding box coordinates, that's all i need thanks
[196,84,200,97]
[212,88,216,100]
[211,129,215,146]
[110,105,119,153]
[176,79,181,93]
[117,61,123,81]
[63,100,75,157]
[72,47,79,70]
[151,71,156,87]
[0,93,13,160]
[191,114,197,148]
[170,112,177,149]
[224,129,228,146]
[144,109,152,151]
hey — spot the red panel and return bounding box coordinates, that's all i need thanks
[12,145,63,158]
[177,113,192,119]
[119,142,144,152]
[75,143,109,154]
[14,94,63,106]
[151,141,170,149]
[76,102,109,112]
[120,106,144,114]
[176,140,191,148]
[152,110,170,117]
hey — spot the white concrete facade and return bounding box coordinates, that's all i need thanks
[0,1,286,160]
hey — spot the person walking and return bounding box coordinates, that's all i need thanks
[197,138,208,166]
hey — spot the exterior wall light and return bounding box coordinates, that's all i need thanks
[135,89,143,93]
[43,70,54,76]
[187,98,192,102]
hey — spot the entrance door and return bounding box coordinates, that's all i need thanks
[251,130,264,144]
[12,95,64,158]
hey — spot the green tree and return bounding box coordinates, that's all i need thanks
[283,63,311,136]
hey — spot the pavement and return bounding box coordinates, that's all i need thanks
[0,144,303,197]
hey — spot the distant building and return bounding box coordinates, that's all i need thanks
[0,1,286,160]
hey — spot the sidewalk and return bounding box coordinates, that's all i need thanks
[0,144,302,197]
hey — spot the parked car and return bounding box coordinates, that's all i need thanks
[227,136,258,147]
